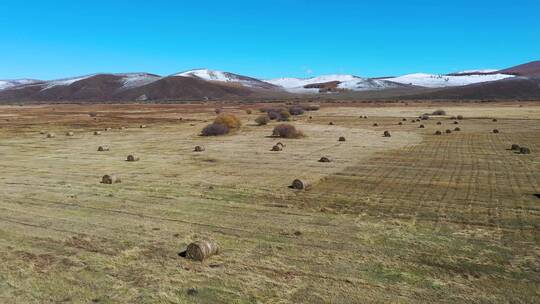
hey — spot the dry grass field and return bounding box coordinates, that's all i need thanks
[0,102,539,303]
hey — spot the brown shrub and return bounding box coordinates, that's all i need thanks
[492,118,498,122]
[511,144,520,150]
[435,130,442,135]
[432,109,446,115]
[383,131,391,137]
[419,124,425,128]
[301,104,320,111]
[454,127,461,131]
[373,123,378,127]
[457,115,464,120]
[445,129,452,134]
[214,113,241,129]
[288,106,305,116]
[436,121,442,125]
[272,124,304,139]
[398,122,403,125]
[493,129,500,134]
[245,109,252,114]
[255,115,270,126]
[194,146,205,152]
[338,136,346,142]
[201,123,230,136]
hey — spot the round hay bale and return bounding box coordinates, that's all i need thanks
[338,136,346,142]
[373,123,378,127]
[186,240,220,261]
[101,174,120,184]
[453,121,459,124]
[104,127,112,131]
[436,121,442,125]
[309,116,313,119]
[383,131,391,137]
[492,118,498,122]
[454,127,461,131]
[398,122,403,125]
[46,133,55,138]
[94,131,101,135]
[419,124,425,128]
[416,119,421,122]
[519,147,531,154]
[402,118,407,121]
[194,146,205,152]
[276,142,286,148]
[328,122,334,125]
[319,156,331,163]
[511,144,520,150]
[445,129,452,134]
[66,131,74,136]
[126,155,140,162]
[291,179,309,190]
[450,116,457,120]
[97,146,110,152]
[140,124,147,128]
[493,129,500,134]
[364,116,368,119]
[457,115,464,120]
[435,130,442,135]
[271,145,282,151]
[39,130,46,135]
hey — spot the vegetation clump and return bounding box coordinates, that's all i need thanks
[272,124,304,139]
[201,123,230,136]
[432,109,446,115]
[255,115,270,126]
[214,113,242,129]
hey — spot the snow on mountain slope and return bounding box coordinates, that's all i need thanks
[174,69,275,89]
[383,73,514,88]
[41,75,96,90]
[117,73,161,89]
[266,75,401,93]
[0,79,41,90]
[452,69,498,75]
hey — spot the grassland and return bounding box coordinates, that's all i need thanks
[0,103,538,303]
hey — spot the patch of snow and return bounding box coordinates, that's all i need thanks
[117,73,161,89]
[0,79,41,90]
[383,73,514,88]
[453,69,498,75]
[266,74,399,93]
[41,75,96,90]
[173,68,271,88]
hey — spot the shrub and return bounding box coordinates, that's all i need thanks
[214,113,241,129]
[272,124,304,139]
[432,109,446,115]
[301,104,320,111]
[245,109,252,114]
[288,106,305,116]
[255,115,270,126]
[277,108,291,121]
[457,115,464,120]
[420,114,430,120]
[201,123,229,136]
[261,107,291,121]
[215,108,222,114]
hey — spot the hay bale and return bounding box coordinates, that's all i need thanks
[186,240,220,261]
[373,123,378,127]
[39,130,46,135]
[511,144,520,150]
[94,131,101,135]
[126,155,140,162]
[383,131,391,137]
[450,116,457,120]
[291,179,309,190]
[328,122,334,125]
[140,124,147,128]
[194,146,205,152]
[46,133,55,138]
[519,147,531,154]
[276,142,286,148]
[402,118,407,121]
[454,127,461,131]
[66,131,74,136]
[271,145,282,151]
[457,115,464,120]
[493,129,500,134]
[101,174,121,184]
[98,146,110,152]
[492,118,498,122]
[435,130,442,135]
[104,127,112,131]
[338,136,346,142]
[436,121,442,125]
[445,129,452,134]
[398,122,403,125]
[319,157,331,163]
[453,121,459,124]
[419,124,425,128]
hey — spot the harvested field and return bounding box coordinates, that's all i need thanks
[0,102,538,303]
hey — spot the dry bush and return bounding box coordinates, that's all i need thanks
[319,157,331,163]
[301,104,320,111]
[89,112,98,117]
[255,115,270,126]
[511,144,520,150]
[201,123,230,136]
[493,129,500,134]
[245,109,252,114]
[454,127,461,131]
[214,113,241,129]
[288,106,305,116]
[272,124,304,139]
[338,136,346,142]
[445,129,452,134]
[435,130,442,135]
[383,131,391,137]
[492,118,498,122]
[432,109,446,115]
[457,115,464,120]
[420,114,430,120]
[419,124,425,128]
[194,146,205,152]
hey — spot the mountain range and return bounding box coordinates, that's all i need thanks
[0,61,539,103]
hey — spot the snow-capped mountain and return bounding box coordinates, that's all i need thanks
[0,79,41,91]
[383,73,514,88]
[174,69,277,89]
[266,74,404,93]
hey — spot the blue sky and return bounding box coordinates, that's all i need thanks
[0,0,538,80]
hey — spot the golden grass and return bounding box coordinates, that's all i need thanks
[0,103,538,303]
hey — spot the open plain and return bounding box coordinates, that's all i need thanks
[0,102,539,303]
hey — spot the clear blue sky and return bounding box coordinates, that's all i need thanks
[0,0,538,80]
